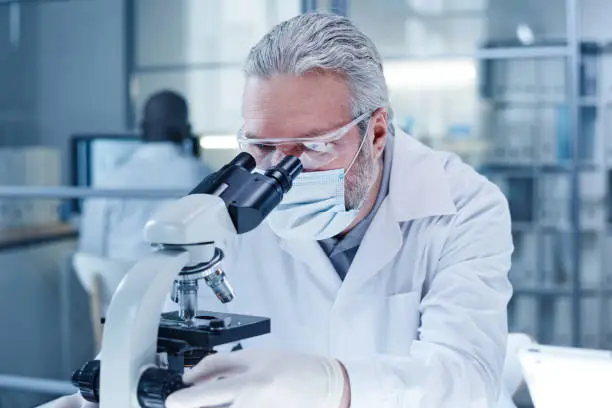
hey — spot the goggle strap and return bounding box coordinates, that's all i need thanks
[345,118,371,175]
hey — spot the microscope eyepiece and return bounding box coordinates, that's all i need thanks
[264,156,303,193]
[277,156,303,181]
[229,152,256,171]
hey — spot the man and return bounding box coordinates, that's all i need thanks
[79,90,212,261]
[48,12,513,408]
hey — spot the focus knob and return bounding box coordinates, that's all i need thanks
[71,360,100,403]
[137,367,188,408]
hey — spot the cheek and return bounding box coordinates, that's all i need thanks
[312,149,355,171]
[316,136,364,171]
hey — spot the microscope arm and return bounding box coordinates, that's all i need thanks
[145,193,237,249]
[99,249,189,408]
[98,192,241,408]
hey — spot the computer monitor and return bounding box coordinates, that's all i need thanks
[69,133,201,213]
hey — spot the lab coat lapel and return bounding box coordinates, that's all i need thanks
[279,238,342,294]
[339,130,457,294]
[340,198,403,293]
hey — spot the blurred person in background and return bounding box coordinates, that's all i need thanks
[78,90,212,261]
[44,12,514,408]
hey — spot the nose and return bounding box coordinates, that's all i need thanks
[275,143,304,157]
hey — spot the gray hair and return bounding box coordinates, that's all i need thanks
[243,11,395,137]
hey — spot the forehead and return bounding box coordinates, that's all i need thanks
[242,72,352,138]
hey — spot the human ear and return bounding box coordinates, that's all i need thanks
[370,108,387,160]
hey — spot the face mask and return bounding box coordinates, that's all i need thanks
[266,121,370,241]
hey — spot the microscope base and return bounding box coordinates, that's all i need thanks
[72,310,270,406]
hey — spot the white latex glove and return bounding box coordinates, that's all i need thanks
[165,349,349,408]
[35,393,96,408]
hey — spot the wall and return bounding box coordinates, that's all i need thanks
[37,0,127,183]
[0,2,126,406]
[132,0,300,134]
[582,0,612,40]
[0,2,39,147]
[1,0,127,179]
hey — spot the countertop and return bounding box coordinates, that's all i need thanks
[0,223,78,251]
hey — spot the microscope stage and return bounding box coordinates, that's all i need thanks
[158,310,270,349]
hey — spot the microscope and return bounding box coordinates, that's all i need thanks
[71,152,302,407]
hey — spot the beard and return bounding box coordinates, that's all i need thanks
[344,136,379,210]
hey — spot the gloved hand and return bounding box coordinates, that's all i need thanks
[165,349,350,408]
[35,393,96,408]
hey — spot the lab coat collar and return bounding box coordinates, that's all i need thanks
[338,197,403,294]
[388,128,457,222]
[337,129,458,294]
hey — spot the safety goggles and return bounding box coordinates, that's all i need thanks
[237,112,371,170]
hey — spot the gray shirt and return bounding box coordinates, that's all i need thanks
[318,135,394,280]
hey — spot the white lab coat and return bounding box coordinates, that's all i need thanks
[79,143,211,261]
[181,129,514,408]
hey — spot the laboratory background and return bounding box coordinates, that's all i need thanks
[0,0,609,406]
